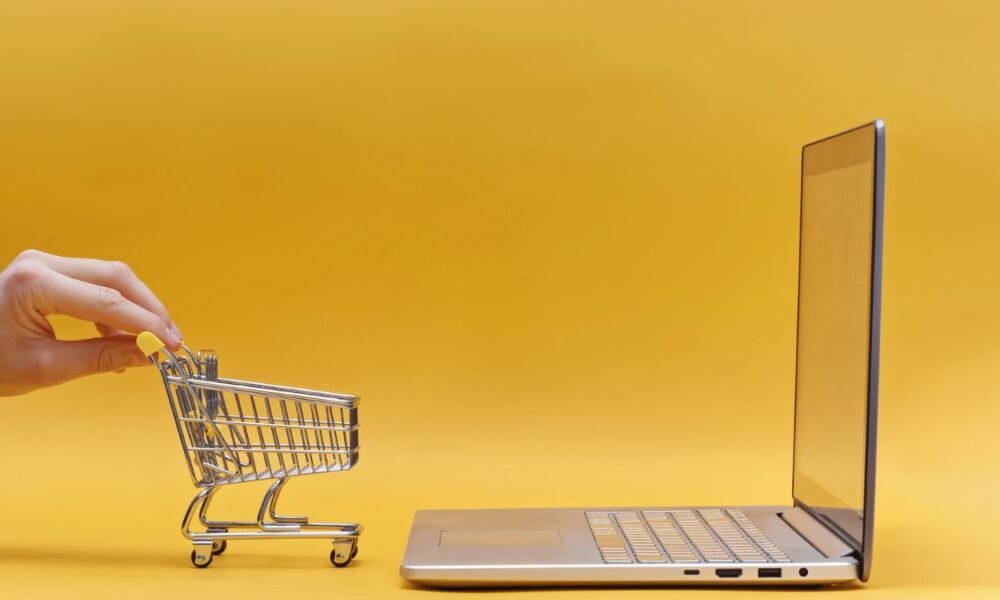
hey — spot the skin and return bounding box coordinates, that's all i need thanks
[0,249,182,396]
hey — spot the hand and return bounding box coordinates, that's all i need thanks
[0,249,182,396]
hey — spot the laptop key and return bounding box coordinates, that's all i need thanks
[588,509,791,565]
[613,512,666,563]
[586,512,635,563]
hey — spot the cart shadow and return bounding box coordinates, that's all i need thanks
[0,545,357,571]
[0,546,179,569]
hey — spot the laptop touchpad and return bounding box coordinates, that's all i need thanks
[440,529,562,548]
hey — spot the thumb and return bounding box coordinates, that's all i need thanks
[41,336,150,385]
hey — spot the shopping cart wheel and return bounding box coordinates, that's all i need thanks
[330,541,357,567]
[206,528,228,555]
[191,547,214,568]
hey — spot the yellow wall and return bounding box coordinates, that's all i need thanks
[1,1,997,597]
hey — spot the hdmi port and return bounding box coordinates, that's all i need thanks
[758,568,782,578]
[715,568,742,578]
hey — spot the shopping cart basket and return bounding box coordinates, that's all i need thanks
[136,331,362,568]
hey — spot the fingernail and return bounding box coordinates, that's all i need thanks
[170,322,184,341]
[165,328,182,348]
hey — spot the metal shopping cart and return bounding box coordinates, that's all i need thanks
[136,332,362,568]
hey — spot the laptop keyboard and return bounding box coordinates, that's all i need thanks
[586,509,791,564]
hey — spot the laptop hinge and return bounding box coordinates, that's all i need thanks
[781,507,854,559]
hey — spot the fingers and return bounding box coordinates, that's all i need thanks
[31,336,150,387]
[30,267,182,350]
[95,322,126,337]
[18,250,182,340]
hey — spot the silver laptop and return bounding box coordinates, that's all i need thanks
[401,121,886,587]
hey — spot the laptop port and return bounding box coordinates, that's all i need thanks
[715,568,742,578]
[683,569,699,575]
[758,568,782,578]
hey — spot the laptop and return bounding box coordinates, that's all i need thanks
[400,121,886,587]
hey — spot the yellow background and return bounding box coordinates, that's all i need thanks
[1,1,998,598]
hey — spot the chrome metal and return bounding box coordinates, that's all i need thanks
[147,341,362,567]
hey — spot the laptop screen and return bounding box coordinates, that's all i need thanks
[792,122,883,576]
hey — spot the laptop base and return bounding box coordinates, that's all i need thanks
[400,506,859,587]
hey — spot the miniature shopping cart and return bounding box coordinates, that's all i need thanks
[136,331,362,568]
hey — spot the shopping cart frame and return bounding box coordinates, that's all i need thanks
[137,332,362,568]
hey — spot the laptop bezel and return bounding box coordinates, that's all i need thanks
[790,120,884,583]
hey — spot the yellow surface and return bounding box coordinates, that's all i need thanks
[1,1,998,598]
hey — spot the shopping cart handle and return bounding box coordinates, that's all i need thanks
[137,331,166,357]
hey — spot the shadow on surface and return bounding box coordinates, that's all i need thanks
[397,580,855,593]
[0,545,361,571]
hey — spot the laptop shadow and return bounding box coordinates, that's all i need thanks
[397,580,856,593]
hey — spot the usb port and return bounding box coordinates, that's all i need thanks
[758,568,782,578]
[715,568,742,578]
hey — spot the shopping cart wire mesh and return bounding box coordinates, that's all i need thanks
[137,331,362,568]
